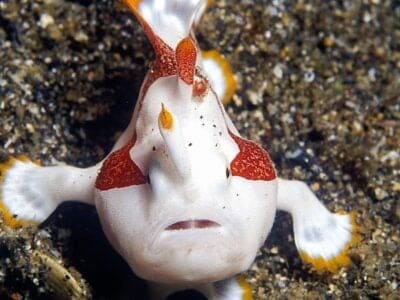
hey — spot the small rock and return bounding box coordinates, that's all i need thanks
[374,187,388,201]
[323,36,335,48]
[39,13,54,29]
[351,121,363,134]
[267,103,278,115]
[273,64,283,79]
[310,182,320,192]
[26,123,35,133]
[304,70,315,82]
[47,25,63,41]
[74,31,89,43]
[270,247,279,254]
[247,90,261,105]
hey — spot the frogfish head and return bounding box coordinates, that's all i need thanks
[94,0,278,285]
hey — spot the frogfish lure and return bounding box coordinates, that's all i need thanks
[0,0,359,299]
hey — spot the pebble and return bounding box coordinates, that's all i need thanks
[303,70,315,82]
[39,13,54,29]
[374,187,389,201]
[270,247,278,254]
[273,64,283,79]
[74,31,89,43]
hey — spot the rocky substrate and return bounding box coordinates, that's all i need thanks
[0,0,398,299]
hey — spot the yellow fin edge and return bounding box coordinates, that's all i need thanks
[202,50,236,105]
[299,212,361,273]
[0,156,39,228]
[236,275,253,300]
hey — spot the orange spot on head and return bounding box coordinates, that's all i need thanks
[176,37,197,85]
[299,212,361,273]
[202,50,236,104]
[159,104,174,130]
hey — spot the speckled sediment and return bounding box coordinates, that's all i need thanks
[0,0,398,299]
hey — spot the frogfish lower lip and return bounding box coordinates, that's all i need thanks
[165,219,221,230]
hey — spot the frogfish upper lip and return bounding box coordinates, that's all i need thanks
[165,219,221,230]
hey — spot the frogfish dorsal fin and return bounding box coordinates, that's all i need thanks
[124,0,206,93]
[124,0,206,49]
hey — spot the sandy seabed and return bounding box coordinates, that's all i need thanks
[0,0,398,299]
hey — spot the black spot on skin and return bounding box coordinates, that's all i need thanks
[188,142,193,147]
[200,115,204,119]
[152,146,156,151]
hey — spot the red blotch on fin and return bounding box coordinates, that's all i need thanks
[175,37,197,85]
[229,131,276,181]
[124,3,176,96]
[96,135,146,190]
[123,2,203,97]
[140,23,177,96]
